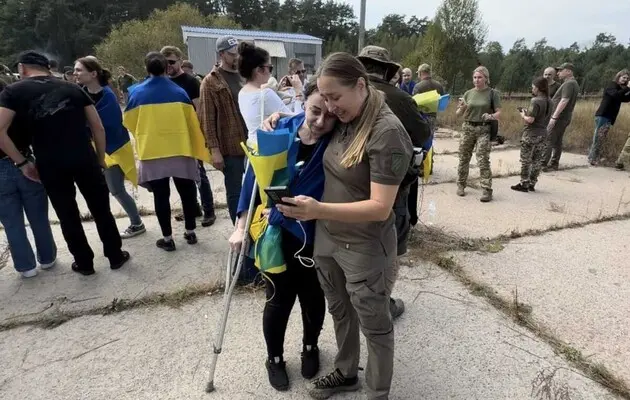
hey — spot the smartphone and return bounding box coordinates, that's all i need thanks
[264,186,294,206]
[517,107,524,112]
[280,75,292,87]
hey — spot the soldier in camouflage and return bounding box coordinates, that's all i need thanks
[512,77,552,192]
[455,66,501,202]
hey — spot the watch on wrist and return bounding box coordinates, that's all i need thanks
[15,159,29,168]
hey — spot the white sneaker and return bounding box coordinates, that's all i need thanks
[40,259,57,270]
[21,269,38,278]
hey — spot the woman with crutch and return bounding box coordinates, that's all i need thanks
[228,83,337,391]
[276,52,413,400]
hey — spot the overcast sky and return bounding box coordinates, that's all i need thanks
[342,0,630,50]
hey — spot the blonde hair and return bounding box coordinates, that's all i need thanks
[474,66,490,85]
[615,69,629,82]
[318,52,384,168]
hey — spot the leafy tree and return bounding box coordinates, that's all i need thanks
[499,38,536,95]
[95,3,239,78]
[479,41,504,84]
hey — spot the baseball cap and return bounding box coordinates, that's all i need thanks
[16,50,50,69]
[216,36,238,53]
[555,62,575,71]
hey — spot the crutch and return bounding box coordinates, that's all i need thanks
[206,171,257,393]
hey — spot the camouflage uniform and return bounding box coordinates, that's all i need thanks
[616,133,630,166]
[458,122,492,190]
[520,133,546,186]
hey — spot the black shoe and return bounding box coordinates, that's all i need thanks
[390,297,405,319]
[201,214,216,227]
[184,232,198,245]
[301,345,320,379]
[542,165,558,172]
[266,358,289,391]
[615,163,625,171]
[71,262,95,276]
[110,251,131,270]
[121,224,146,239]
[156,238,176,252]
[308,369,360,399]
[528,185,536,192]
[510,182,529,192]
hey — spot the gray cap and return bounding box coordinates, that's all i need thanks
[216,36,238,52]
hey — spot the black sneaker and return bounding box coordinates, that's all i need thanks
[542,165,559,172]
[121,224,146,239]
[301,345,320,379]
[201,214,216,227]
[71,262,95,276]
[175,204,203,221]
[184,232,198,245]
[308,369,360,399]
[110,251,131,270]
[390,297,405,319]
[528,184,536,192]
[265,358,289,391]
[156,238,176,252]
[615,163,625,171]
[510,182,529,192]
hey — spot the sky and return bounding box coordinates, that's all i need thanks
[341,0,630,50]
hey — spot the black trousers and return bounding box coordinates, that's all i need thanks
[150,177,197,237]
[38,160,123,268]
[263,228,326,359]
[407,177,419,227]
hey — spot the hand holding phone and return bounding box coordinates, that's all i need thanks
[517,107,524,113]
[264,186,295,207]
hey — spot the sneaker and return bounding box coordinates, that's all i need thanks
[110,251,131,270]
[184,232,198,245]
[156,238,176,252]
[615,163,625,171]
[528,185,536,192]
[266,358,289,391]
[456,186,465,197]
[175,204,203,221]
[71,262,95,276]
[39,259,57,270]
[510,182,529,192]
[480,189,493,203]
[201,214,216,227]
[301,346,320,379]
[542,165,559,172]
[389,297,405,319]
[21,268,38,278]
[308,369,360,399]
[121,224,146,239]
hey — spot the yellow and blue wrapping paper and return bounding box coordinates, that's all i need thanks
[241,128,298,274]
[413,90,441,114]
[96,86,138,185]
[122,77,210,163]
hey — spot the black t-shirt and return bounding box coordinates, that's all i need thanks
[0,76,94,166]
[83,87,104,104]
[171,72,200,103]
[297,141,317,165]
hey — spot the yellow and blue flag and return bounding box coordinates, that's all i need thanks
[122,77,209,163]
[95,86,137,185]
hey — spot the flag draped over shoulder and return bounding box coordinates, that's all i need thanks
[122,76,209,163]
[96,86,137,185]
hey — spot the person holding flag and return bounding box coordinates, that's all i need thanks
[74,57,146,239]
[123,52,210,251]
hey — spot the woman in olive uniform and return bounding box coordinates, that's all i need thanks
[277,52,413,400]
[455,66,501,202]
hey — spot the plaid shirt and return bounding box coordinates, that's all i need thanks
[198,66,246,157]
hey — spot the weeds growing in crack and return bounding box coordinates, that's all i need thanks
[548,202,566,213]
[532,367,572,400]
[0,246,9,271]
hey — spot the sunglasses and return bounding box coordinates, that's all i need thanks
[167,59,179,65]
[261,64,273,73]
[296,69,307,74]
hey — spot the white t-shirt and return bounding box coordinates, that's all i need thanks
[238,88,292,145]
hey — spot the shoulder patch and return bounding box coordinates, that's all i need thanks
[391,152,406,177]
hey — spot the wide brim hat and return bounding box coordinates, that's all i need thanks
[357,46,401,82]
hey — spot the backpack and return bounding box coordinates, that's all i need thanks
[489,88,499,141]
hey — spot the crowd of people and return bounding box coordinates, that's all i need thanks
[0,36,628,400]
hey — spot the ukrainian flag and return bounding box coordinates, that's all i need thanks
[96,86,137,184]
[122,77,209,163]
[242,128,299,274]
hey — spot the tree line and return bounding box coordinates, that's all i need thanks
[0,0,628,95]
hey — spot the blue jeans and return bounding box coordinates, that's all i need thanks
[197,161,215,217]
[0,158,57,272]
[223,156,245,224]
[103,165,142,226]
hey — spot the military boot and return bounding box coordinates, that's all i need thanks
[480,188,493,203]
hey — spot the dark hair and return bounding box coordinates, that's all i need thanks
[303,82,319,99]
[145,52,167,76]
[76,57,112,86]
[364,63,388,77]
[288,58,303,72]
[238,42,269,80]
[49,59,59,69]
[532,76,549,98]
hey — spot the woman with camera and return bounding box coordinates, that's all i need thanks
[228,83,337,392]
[276,52,413,400]
[455,66,501,202]
[511,77,552,192]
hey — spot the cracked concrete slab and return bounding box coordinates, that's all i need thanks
[0,263,617,400]
[450,219,630,386]
[417,167,630,239]
[0,212,233,325]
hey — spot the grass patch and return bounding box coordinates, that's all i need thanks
[547,202,567,213]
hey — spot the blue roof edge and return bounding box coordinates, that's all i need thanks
[181,25,323,43]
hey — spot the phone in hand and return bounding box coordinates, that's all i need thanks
[264,186,294,206]
[517,107,524,113]
[280,75,292,88]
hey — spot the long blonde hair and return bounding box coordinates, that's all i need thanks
[317,52,384,168]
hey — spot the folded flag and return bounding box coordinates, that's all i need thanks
[413,90,441,114]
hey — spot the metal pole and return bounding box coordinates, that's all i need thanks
[358,0,366,51]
